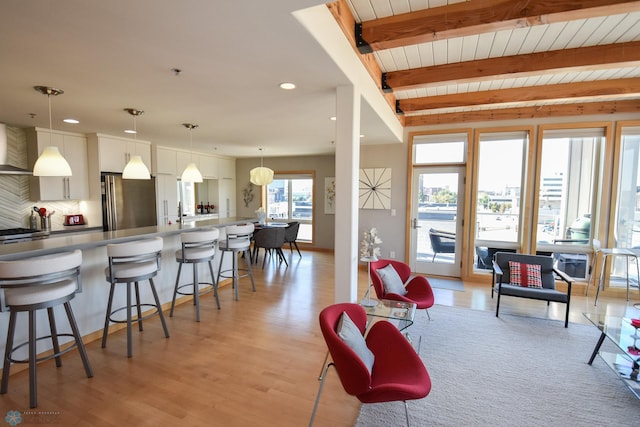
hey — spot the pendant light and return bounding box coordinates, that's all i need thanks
[180,123,203,183]
[32,86,72,176]
[122,108,151,179]
[249,148,274,186]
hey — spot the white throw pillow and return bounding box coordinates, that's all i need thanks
[376,264,408,296]
[337,311,375,373]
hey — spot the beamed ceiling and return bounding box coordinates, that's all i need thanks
[331,0,640,127]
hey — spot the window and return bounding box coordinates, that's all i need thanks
[536,128,602,246]
[266,173,313,242]
[535,126,604,279]
[474,131,528,244]
[615,126,640,249]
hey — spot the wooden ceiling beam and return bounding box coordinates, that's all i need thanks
[385,41,640,92]
[399,78,640,112]
[356,0,640,53]
[326,1,400,122]
[404,100,640,126]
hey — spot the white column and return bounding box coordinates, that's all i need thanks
[334,85,360,303]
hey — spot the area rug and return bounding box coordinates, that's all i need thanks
[356,305,640,427]
[427,277,464,292]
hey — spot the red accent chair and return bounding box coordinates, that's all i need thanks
[309,303,431,426]
[369,259,435,318]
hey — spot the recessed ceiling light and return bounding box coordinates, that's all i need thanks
[124,130,136,134]
[63,118,79,124]
[329,116,336,121]
[279,82,296,90]
[360,134,365,138]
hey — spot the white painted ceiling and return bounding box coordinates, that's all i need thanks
[1,1,639,159]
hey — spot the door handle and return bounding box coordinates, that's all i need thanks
[413,218,421,229]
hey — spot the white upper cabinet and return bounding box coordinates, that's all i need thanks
[218,157,235,179]
[198,154,218,179]
[92,134,151,173]
[154,146,178,176]
[26,128,89,201]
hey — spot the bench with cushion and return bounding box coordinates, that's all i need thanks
[492,252,573,327]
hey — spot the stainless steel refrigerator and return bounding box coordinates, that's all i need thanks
[101,173,157,231]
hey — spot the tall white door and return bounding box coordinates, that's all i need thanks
[410,166,465,277]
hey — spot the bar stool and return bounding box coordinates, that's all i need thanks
[170,228,220,321]
[0,250,93,408]
[217,223,256,301]
[102,237,169,357]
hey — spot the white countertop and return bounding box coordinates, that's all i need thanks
[0,217,257,261]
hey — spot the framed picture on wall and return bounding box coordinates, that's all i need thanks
[325,177,336,214]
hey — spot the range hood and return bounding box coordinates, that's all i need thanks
[0,123,32,175]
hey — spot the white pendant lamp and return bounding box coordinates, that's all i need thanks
[181,123,203,183]
[33,86,72,177]
[249,148,274,186]
[122,108,151,179]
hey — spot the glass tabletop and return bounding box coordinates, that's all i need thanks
[583,312,640,396]
[362,299,417,331]
[583,313,640,360]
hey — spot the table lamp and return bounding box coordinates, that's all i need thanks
[360,254,378,307]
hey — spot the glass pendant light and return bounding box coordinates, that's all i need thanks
[181,123,203,183]
[122,108,151,179]
[33,86,72,176]
[249,148,274,186]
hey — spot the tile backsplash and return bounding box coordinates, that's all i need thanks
[0,127,80,230]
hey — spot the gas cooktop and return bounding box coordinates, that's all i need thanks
[0,228,50,243]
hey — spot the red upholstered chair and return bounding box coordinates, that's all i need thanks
[369,259,435,319]
[309,303,431,427]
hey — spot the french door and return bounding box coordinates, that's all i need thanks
[410,166,465,277]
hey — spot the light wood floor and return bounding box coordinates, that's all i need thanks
[1,250,638,426]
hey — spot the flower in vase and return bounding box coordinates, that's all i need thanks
[360,227,383,258]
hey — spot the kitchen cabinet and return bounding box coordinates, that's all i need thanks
[154,146,178,176]
[218,157,235,179]
[156,174,179,225]
[217,157,235,218]
[176,150,193,177]
[218,178,236,218]
[26,128,89,201]
[92,134,151,173]
[198,154,218,179]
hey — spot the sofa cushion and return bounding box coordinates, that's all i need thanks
[509,261,543,288]
[376,264,408,296]
[337,311,375,373]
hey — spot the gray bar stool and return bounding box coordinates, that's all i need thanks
[217,223,256,301]
[0,250,93,408]
[170,228,220,321]
[102,237,169,357]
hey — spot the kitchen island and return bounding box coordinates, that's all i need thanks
[0,217,257,359]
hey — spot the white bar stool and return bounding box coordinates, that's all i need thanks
[0,250,93,408]
[102,237,169,357]
[217,224,256,301]
[170,228,220,321]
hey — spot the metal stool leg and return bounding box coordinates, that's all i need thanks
[134,282,143,332]
[63,301,93,378]
[170,262,184,317]
[102,283,116,348]
[149,278,170,339]
[1,311,17,395]
[28,310,37,408]
[209,260,221,309]
[193,263,201,322]
[47,307,63,368]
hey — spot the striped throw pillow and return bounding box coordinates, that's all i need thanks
[508,261,543,288]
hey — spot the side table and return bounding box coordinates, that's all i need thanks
[583,312,640,398]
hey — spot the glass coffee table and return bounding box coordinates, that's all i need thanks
[362,299,417,332]
[583,312,640,398]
